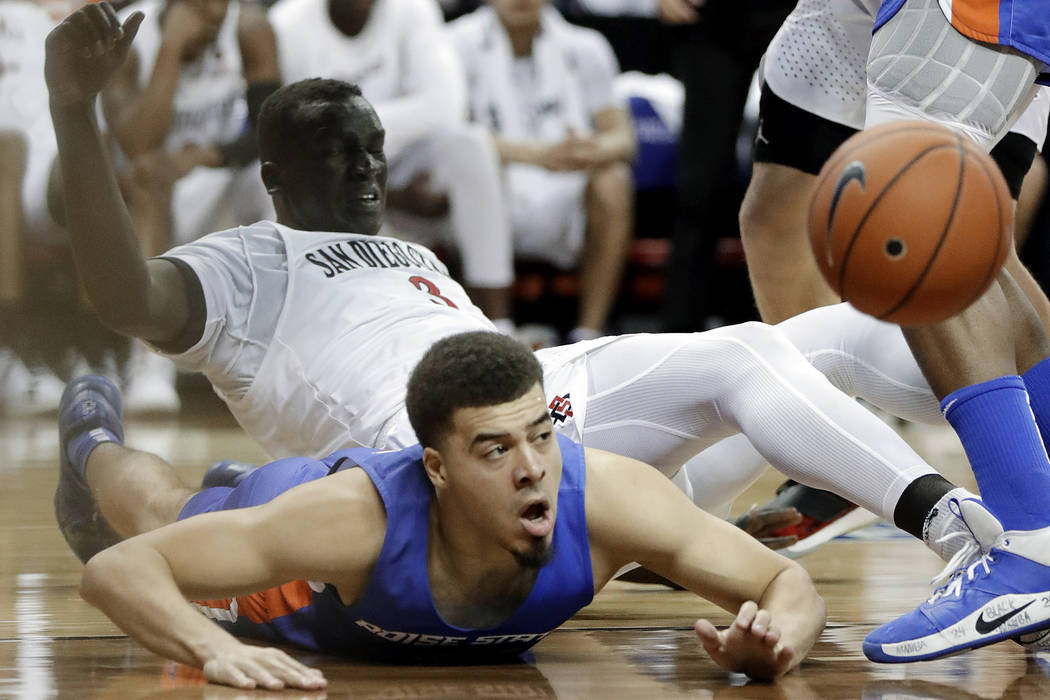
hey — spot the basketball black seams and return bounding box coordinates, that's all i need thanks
[877,138,967,321]
[835,143,959,303]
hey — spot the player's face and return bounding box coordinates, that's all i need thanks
[490,0,547,29]
[279,95,388,235]
[441,384,561,568]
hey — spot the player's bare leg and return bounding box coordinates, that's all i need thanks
[576,161,632,335]
[0,130,27,306]
[1015,152,1047,248]
[738,162,839,324]
[86,443,195,539]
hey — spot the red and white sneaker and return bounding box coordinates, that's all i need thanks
[760,480,879,558]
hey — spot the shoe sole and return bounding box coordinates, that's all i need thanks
[864,591,1050,662]
[779,507,881,559]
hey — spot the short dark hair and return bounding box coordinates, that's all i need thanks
[257,78,363,161]
[407,332,544,449]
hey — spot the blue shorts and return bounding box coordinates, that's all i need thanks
[178,457,331,520]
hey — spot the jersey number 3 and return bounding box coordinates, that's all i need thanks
[409,276,458,309]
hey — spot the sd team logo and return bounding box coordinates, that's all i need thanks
[548,394,573,425]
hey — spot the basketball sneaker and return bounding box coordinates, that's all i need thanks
[863,526,1050,663]
[759,480,879,558]
[201,459,259,489]
[54,375,124,563]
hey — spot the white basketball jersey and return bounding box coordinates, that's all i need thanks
[0,1,54,134]
[126,0,247,150]
[168,223,496,458]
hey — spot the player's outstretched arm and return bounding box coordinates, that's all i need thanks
[585,448,825,680]
[78,468,385,689]
[46,3,193,346]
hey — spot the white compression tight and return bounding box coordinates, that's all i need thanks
[577,322,937,521]
[681,303,942,515]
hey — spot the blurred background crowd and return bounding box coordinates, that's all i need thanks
[2,0,1048,417]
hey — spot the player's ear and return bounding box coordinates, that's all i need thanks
[260,161,281,194]
[422,446,448,489]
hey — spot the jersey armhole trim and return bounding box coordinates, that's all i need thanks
[154,256,208,355]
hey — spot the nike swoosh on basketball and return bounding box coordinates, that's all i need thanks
[974,600,1034,634]
[825,161,866,266]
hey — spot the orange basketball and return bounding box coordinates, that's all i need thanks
[809,120,1013,326]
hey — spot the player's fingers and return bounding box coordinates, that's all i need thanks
[751,608,771,637]
[758,535,799,550]
[262,650,327,689]
[758,506,802,529]
[81,4,113,56]
[694,619,722,647]
[776,644,796,668]
[237,658,284,691]
[763,625,782,647]
[734,600,758,630]
[203,659,256,689]
[118,12,145,52]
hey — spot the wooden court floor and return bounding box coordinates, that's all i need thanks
[2,408,1049,698]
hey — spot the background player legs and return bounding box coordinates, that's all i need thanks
[576,161,632,335]
[0,130,27,308]
[85,442,195,539]
[738,162,838,323]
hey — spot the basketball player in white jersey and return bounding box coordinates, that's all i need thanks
[268,0,515,330]
[47,5,1006,596]
[0,0,71,412]
[447,0,635,343]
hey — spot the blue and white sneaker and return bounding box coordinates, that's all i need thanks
[926,497,1003,588]
[864,526,1050,663]
[54,375,124,564]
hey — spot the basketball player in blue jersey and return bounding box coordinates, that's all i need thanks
[60,332,825,689]
[737,0,1050,661]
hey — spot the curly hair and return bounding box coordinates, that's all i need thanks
[406,332,544,449]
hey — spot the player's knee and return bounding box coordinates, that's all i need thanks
[431,124,498,172]
[707,321,799,366]
[586,162,632,213]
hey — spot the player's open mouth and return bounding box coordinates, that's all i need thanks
[520,499,552,538]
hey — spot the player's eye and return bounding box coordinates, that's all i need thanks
[485,444,508,459]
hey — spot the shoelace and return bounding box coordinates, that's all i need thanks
[930,531,980,587]
[928,550,994,603]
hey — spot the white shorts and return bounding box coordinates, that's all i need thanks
[761,0,1048,149]
[866,0,1043,150]
[172,163,274,245]
[506,165,587,270]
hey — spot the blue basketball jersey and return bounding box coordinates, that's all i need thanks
[197,435,593,662]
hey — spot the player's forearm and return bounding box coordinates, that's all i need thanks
[80,544,245,669]
[759,563,826,673]
[50,100,155,333]
[494,135,544,166]
[115,43,182,156]
[592,124,636,166]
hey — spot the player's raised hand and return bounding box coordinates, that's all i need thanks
[695,601,796,680]
[45,2,144,107]
[201,644,327,690]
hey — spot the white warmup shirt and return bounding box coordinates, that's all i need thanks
[162,223,496,458]
[269,0,466,161]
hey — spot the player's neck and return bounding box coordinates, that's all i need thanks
[328,0,369,37]
[505,24,538,58]
[428,503,538,628]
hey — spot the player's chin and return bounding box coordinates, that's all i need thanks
[512,537,554,569]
